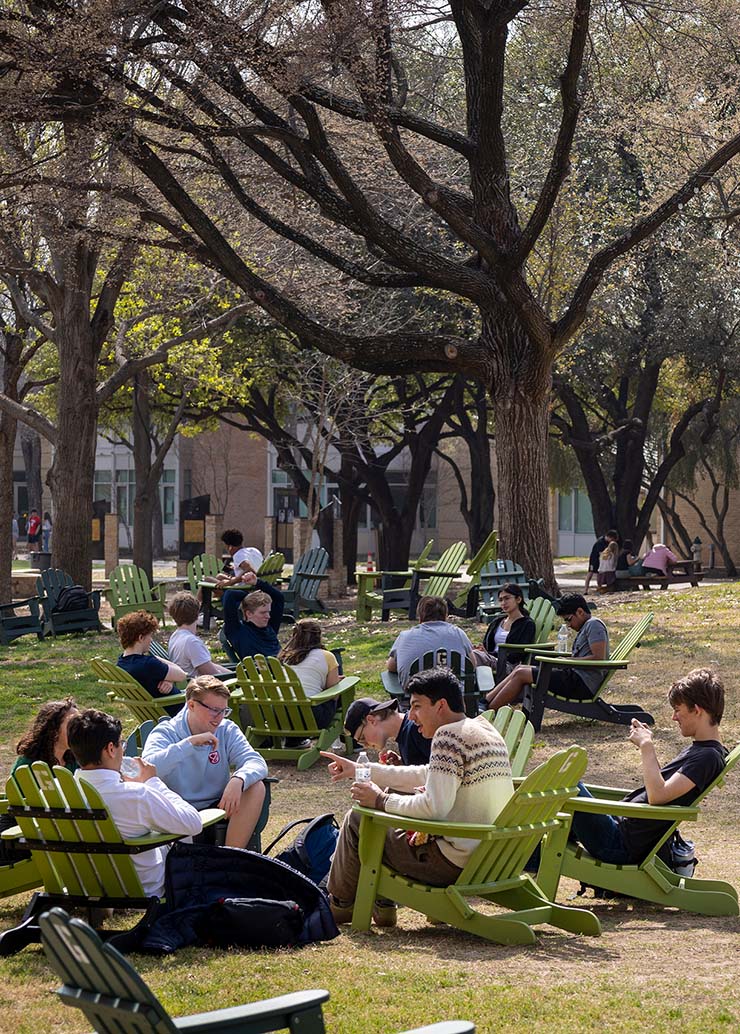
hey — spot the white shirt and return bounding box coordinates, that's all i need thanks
[232,547,264,580]
[168,627,212,677]
[75,769,202,898]
[289,648,338,697]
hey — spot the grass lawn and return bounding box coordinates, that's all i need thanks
[1,584,740,1033]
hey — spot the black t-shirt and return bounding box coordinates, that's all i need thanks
[619,740,728,863]
[395,714,432,766]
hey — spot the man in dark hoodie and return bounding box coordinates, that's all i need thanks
[219,572,285,661]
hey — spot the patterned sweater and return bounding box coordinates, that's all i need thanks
[369,715,514,868]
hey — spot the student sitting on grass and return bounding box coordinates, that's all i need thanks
[167,591,234,679]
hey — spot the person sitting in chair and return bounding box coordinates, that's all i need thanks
[320,666,513,927]
[484,593,608,710]
[387,595,477,689]
[167,591,234,678]
[212,529,263,588]
[220,576,285,662]
[142,675,267,849]
[567,669,727,865]
[343,697,432,765]
[116,610,187,716]
[67,709,202,899]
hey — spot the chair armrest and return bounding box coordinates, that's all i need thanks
[173,990,331,1034]
[294,571,328,583]
[416,568,461,578]
[562,796,700,822]
[381,669,403,698]
[533,656,630,671]
[580,782,632,799]
[310,676,360,704]
[0,596,41,612]
[474,665,494,696]
[352,805,496,840]
[0,825,22,841]
[199,807,227,828]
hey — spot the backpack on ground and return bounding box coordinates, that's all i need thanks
[264,813,340,886]
[52,585,90,613]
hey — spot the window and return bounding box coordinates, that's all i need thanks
[160,469,176,526]
[115,470,136,526]
[575,489,594,534]
[557,492,573,532]
[94,469,113,505]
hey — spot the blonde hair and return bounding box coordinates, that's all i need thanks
[185,674,231,702]
[243,590,271,614]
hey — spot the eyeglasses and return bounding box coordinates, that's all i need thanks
[354,720,367,744]
[562,614,575,624]
[196,700,232,718]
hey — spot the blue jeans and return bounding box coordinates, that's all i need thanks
[569,782,631,864]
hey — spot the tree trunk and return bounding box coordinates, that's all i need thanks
[491,379,556,592]
[0,415,16,603]
[376,510,417,572]
[47,322,99,590]
[20,424,43,514]
[341,489,361,586]
[152,490,164,560]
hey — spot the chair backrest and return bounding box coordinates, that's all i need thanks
[235,655,322,736]
[611,612,654,662]
[481,706,535,778]
[109,565,157,607]
[148,640,169,662]
[124,720,157,756]
[527,597,557,642]
[90,658,185,725]
[479,560,527,606]
[465,530,499,583]
[36,568,73,605]
[408,649,476,691]
[423,541,468,597]
[412,539,435,570]
[458,746,587,888]
[287,547,329,600]
[6,764,146,899]
[257,552,286,584]
[40,907,178,1034]
[187,553,221,592]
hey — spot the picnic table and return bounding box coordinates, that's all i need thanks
[615,558,703,591]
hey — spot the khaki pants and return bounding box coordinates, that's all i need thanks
[327,808,462,904]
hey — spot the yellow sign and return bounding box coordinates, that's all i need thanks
[91,518,101,542]
[183,519,205,544]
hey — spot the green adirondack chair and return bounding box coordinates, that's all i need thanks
[0,594,45,645]
[187,552,221,592]
[480,705,535,778]
[350,745,601,944]
[493,597,558,682]
[258,551,286,585]
[39,908,476,1034]
[452,529,499,615]
[523,612,656,731]
[234,655,359,770]
[381,648,484,719]
[477,559,529,621]
[107,564,167,628]
[537,743,740,916]
[381,540,468,621]
[0,795,42,900]
[90,657,189,724]
[0,762,224,955]
[355,539,435,622]
[282,547,330,621]
[36,568,102,636]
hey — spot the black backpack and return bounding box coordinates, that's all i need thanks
[264,813,340,886]
[53,585,89,612]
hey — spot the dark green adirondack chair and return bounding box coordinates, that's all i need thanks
[257,551,286,585]
[36,568,102,636]
[477,559,529,621]
[90,658,188,724]
[381,540,468,621]
[355,539,434,622]
[350,746,601,944]
[282,547,330,621]
[0,595,44,645]
[481,705,535,778]
[381,648,483,718]
[452,529,499,616]
[493,597,558,682]
[523,612,656,731]
[235,655,358,770]
[107,564,167,628]
[39,908,476,1034]
[0,762,224,955]
[537,743,740,916]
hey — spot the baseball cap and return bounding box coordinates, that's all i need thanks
[344,697,399,739]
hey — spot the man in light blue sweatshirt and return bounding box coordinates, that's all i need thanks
[142,675,267,849]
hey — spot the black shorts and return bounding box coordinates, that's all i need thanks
[533,665,594,700]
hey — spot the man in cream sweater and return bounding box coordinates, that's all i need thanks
[321,666,514,927]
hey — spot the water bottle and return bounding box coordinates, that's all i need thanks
[557,623,569,654]
[355,751,372,783]
[120,756,141,779]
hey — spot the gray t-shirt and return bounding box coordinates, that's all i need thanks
[390,621,474,688]
[571,617,609,693]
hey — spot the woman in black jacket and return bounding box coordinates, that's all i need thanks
[473,583,536,681]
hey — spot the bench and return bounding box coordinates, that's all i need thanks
[615,560,704,591]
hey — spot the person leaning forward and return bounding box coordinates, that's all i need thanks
[321,666,514,928]
[343,696,432,765]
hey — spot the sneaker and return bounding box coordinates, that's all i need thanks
[329,896,354,924]
[372,903,397,928]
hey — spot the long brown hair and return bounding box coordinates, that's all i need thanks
[15,697,78,766]
[279,619,324,666]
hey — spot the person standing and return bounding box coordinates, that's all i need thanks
[11,513,19,559]
[26,508,41,552]
[42,511,53,552]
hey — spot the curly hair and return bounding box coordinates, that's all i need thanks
[279,619,324,666]
[15,697,78,766]
[117,610,159,649]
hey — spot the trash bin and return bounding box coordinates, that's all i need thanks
[30,551,52,572]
